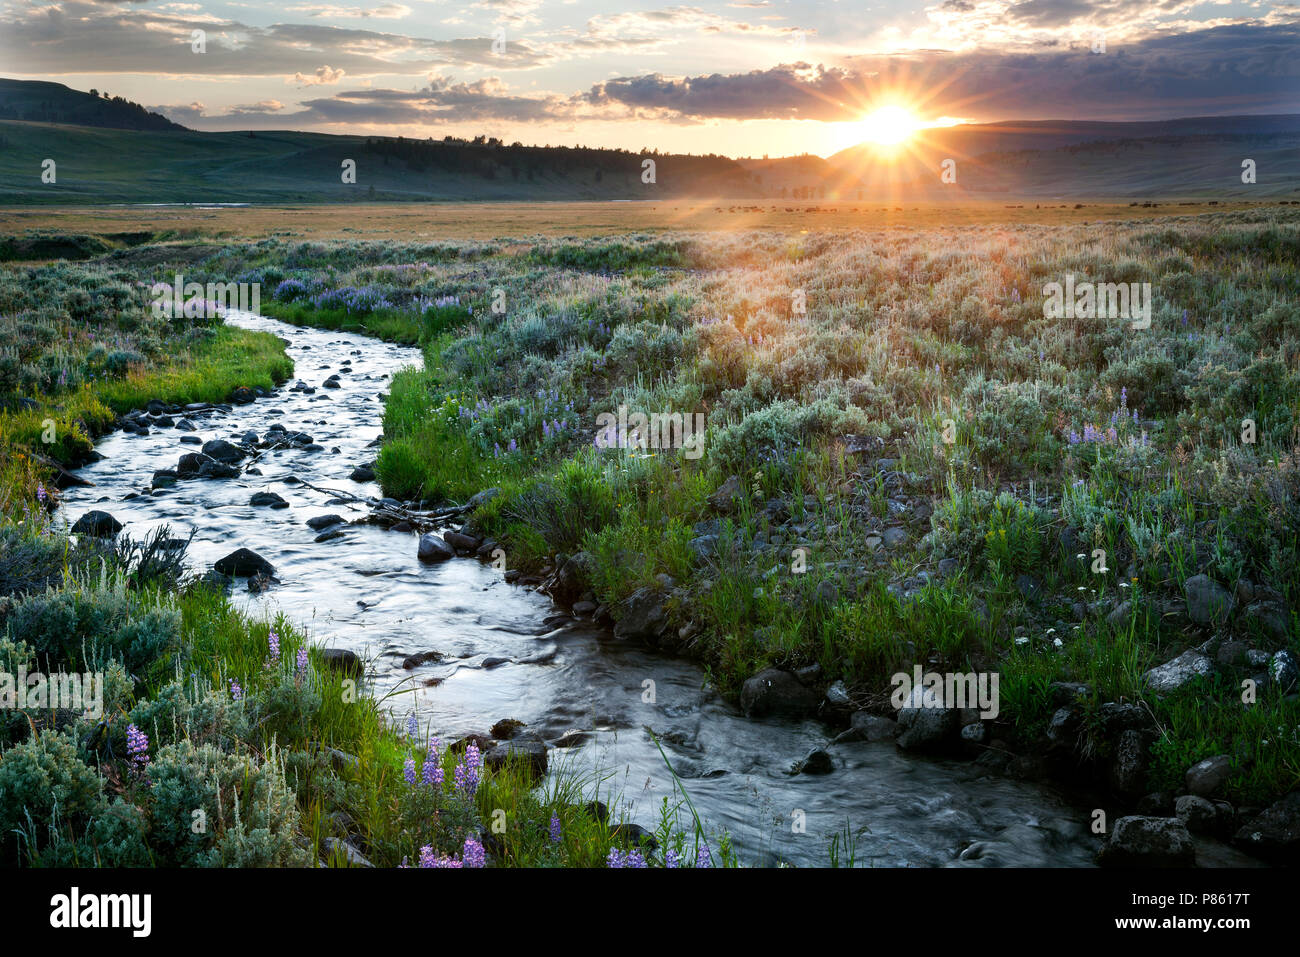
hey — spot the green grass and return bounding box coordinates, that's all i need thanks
[175,216,1300,808]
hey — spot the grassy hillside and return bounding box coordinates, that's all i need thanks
[0,78,182,132]
[0,121,768,205]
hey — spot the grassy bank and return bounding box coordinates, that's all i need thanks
[173,213,1300,811]
[0,258,714,868]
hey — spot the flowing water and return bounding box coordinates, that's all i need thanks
[57,310,1103,867]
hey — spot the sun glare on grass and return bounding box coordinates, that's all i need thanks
[860,105,922,147]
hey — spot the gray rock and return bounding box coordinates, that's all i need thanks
[201,439,246,464]
[1110,729,1150,797]
[1185,754,1233,797]
[320,648,363,677]
[708,474,743,513]
[349,465,376,482]
[314,529,345,543]
[71,510,123,538]
[1269,650,1298,693]
[960,722,987,744]
[213,548,274,577]
[796,748,834,775]
[613,587,670,643]
[1143,649,1214,693]
[483,739,547,785]
[1184,574,1234,625]
[467,487,501,510]
[895,684,959,752]
[198,460,240,479]
[306,514,344,531]
[417,533,454,563]
[1098,816,1196,867]
[1232,791,1300,863]
[443,529,481,554]
[176,452,214,476]
[882,526,908,547]
[250,491,289,508]
[1175,795,1219,833]
[323,837,373,868]
[1241,601,1288,642]
[843,711,898,742]
[739,668,821,719]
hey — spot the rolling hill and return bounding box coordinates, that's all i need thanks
[0,78,1297,204]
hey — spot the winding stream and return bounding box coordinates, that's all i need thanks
[57,310,1102,867]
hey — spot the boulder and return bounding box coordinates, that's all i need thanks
[1143,650,1213,693]
[71,510,123,538]
[1184,754,1233,797]
[213,548,275,578]
[739,668,821,719]
[306,514,344,531]
[1270,650,1299,694]
[612,587,670,643]
[198,460,240,479]
[250,491,289,509]
[483,739,547,785]
[708,474,742,513]
[417,533,454,563]
[895,684,959,752]
[319,648,363,677]
[1184,574,1234,625]
[467,487,501,511]
[443,529,481,554]
[1232,791,1300,863]
[1097,816,1196,867]
[1110,729,1151,797]
[795,748,834,775]
[201,439,246,464]
[1175,795,1219,833]
[349,465,376,482]
[845,711,898,742]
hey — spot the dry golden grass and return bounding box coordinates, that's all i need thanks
[0,199,1280,242]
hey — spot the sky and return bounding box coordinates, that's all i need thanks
[1,0,1297,157]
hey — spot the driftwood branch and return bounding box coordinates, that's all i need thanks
[291,478,469,529]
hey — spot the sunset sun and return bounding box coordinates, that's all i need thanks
[860,105,922,146]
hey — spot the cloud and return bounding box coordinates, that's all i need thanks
[286,4,413,18]
[0,0,551,73]
[289,65,347,85]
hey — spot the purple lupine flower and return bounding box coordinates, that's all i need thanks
[1181,309,1188,325]
[462,837,486,868]
[404,756,416,785]
[229,679,243,700]
[549,814,561,843]
[406,712,419,741]
[625,849,648,868]
[606,848,625,868]
[296,647,309,680]
[454,742,481,797]
[126,724,150,780]
[507,438,517,453]
[696,845,712,868]
[418,845,437,868]
[421,745,444,787]
[1120,386,1127,409]
[267,629,281,664]
[36,483,47,504]
[665,849,681,868]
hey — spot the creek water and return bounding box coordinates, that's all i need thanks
[57,310,1103,867]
